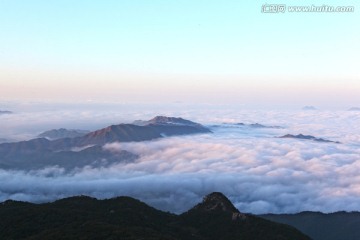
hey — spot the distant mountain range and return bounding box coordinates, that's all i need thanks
[38,128,90,140]
[302,106,317,111]
[279,134,340,144]
[261,211,360,240]
[212,122,283,129]
[348,107,360,111]
[133,116,204,127]
[236,122,283,129]
[0,116,211,170]
[0,192,310,240]
[0,110,12,114]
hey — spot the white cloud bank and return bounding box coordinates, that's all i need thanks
[1,107,360,214]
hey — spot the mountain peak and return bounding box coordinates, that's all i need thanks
[0,194,310,240]
[302,106,317,111]
[133,116,201,127]
[151,116,193,123]
[193,192,240,214]
[38,128,89,140]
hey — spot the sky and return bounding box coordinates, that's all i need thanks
[1,0,360,215]
[0,0,359,106]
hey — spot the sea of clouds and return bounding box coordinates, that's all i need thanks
[1,102,360,214]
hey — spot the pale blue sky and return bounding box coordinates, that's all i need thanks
[0,0,359,106]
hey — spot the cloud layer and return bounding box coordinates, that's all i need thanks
[1,106,360,214]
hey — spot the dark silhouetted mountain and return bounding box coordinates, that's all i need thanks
[0,116,211,170]
[260,211,360,240]
[189,192,240,214]
[180,192,311,240]
[302,106,317,110]
[0,192,311,240]
[0,110,12,114]
[348,107,360,111]
[38,128,90,140]
[279,134,340,143]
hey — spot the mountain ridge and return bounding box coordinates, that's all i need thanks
[0,116,211,170]
[279,134,340,144]
[38,128,90,140]
[0,192,311,240]
[0,110,12,114]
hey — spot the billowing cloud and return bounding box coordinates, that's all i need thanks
[1,106,360,214]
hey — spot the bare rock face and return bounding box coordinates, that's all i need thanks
[186,192,247,222]
[194,192,240,213]
[179,193,311,240]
